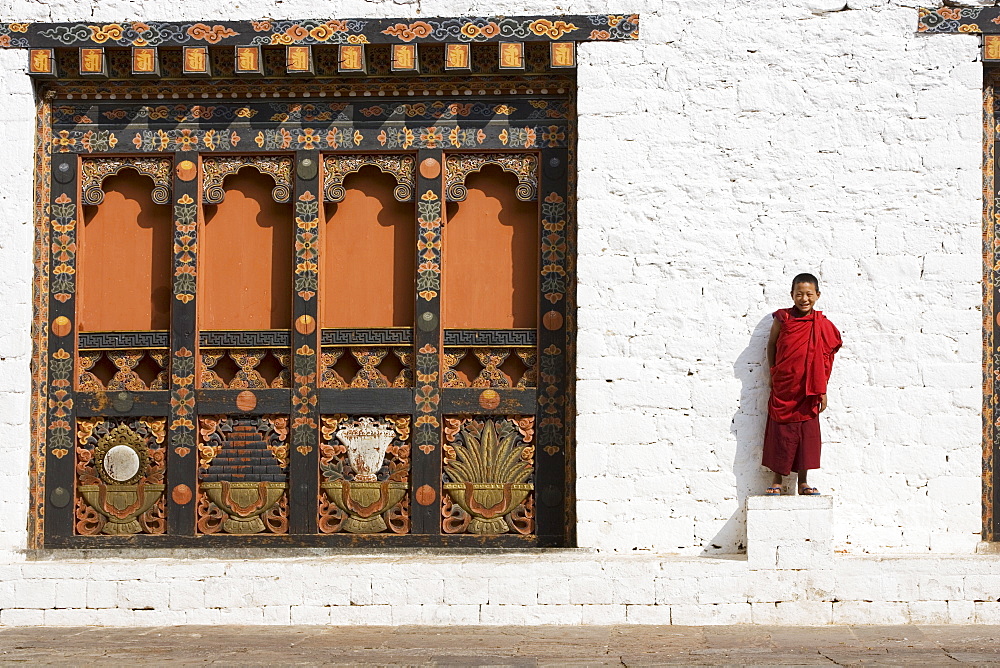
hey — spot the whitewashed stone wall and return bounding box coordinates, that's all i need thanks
[0,0,992,624]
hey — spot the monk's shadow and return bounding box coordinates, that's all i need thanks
[703,313,773,556]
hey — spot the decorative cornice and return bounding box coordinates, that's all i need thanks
[0,15,639,48]
[918,6,994,33]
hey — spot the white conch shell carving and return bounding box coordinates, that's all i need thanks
[335,417,396,482]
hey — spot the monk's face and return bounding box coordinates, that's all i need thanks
[791,281,820,315]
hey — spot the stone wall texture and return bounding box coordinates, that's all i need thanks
[0,0,993,624]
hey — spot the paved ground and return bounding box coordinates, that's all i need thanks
[1,625,999,665]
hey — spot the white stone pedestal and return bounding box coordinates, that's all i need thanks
[746,495,833,570]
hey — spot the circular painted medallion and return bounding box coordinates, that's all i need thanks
[51,315,72,337]
[542,310,564,331]
[236,390,257,412]
[103,444,141,483]
[415,484,436,506]
[479,389,501,410]
[295,314,316,335]
[176,160,197,181]
[419,157,441,179]
[172,484,193,505]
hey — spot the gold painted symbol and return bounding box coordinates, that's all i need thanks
[176,160,197,181]
[550,42,575,68]
[339,45,364,72]
[445,43,470,70]
[479,389,501,410]
[80,48,105,75]
[499,42,524,69]
[295,314,316,335]
[236,47,260,73]
[51,315,72,337]
[287,46,311,72]
[29,49,53,74]
[133,48,157,74]
[392,44,417,71]
[184,47,209,74]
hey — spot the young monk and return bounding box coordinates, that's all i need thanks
[763,273,842,495]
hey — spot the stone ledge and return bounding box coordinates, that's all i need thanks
[746,495,833,511]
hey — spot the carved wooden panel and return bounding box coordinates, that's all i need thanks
[443,162,539,329]
[78,168,172,332]
[196,415,289,535]
[200,170,294,330]
[441,416,534,535]
[74,418,166,536]
[317,415,411,534]
[321,165,415,329]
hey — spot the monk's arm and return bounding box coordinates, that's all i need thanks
[766,317,780,369]
[819,394,827,412]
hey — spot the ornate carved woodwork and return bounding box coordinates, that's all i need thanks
[442,348,537,389]
[81,157,171,205]
[202,155,293,204]
[445,153,538,202]
[441,416,534,535]
[199,349,291,389]
[74,417,166,535]
[323,154,415,202]
[320,347,413,388]
[78,348,168,391]
[197,415,289,534]
[318,415,410,534]
[21,13,588,548]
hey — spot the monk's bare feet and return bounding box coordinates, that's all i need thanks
[798,482,820,495]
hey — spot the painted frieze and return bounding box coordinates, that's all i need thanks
[318,415,410,534]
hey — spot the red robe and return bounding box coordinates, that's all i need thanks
[763,308,842,475]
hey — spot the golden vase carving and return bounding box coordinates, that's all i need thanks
[321,480,407,533]
[200,481,286,534]
[78,482,165,535]
[443,482,532,534]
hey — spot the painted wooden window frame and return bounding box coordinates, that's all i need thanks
[10,15,640,549]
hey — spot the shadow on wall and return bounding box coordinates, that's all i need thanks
[704,313,773,555]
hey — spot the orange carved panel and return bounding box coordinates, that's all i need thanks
[443,165,538,329]
[322,166,415,328]
[79,172,171,331]
[201,169,293,330]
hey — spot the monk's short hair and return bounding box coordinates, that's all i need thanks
[791,273,820,292]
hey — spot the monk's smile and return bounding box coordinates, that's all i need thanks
[791,281,820,316]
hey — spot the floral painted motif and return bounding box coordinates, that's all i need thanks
[414,344,440,455]
[295,191,319,301]
[292,344,318,452]
[172,193,197,304]
[170,347,196,457]
[132,128,239,152]
[50,193,76,303]
[48,348,73,458]
[541,192,567,305]
[416,190,442,301]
